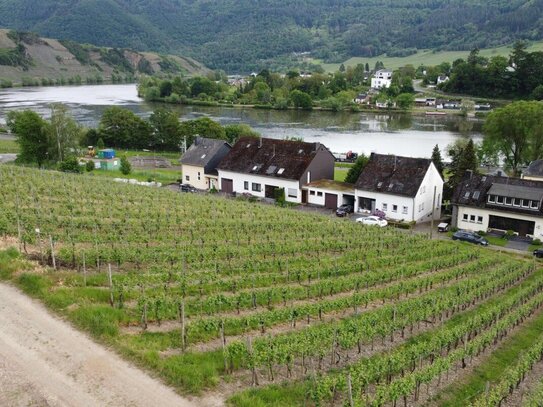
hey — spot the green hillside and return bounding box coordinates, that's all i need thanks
[0,0,542,72]
[0,29,209,85]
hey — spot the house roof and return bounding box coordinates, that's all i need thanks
[355,153,433,197]
[524,159,543,178]
[452,172,543,217]
[305,179,355,193]
[217,136,331,180]
[180,137,230,168]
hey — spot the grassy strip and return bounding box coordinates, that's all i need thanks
[0,139,19,153]
[87,167,180,184]
[334,167,349,182]
[434,288,543,406]
[226,265,543,406]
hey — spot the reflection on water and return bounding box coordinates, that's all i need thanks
[0,84,482,158]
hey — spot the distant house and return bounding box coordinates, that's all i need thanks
[371,70,393,89]
[437,75,449,84]
[180,137,231,190]
[217,137,335,203]
[415,97,436,107]
[81,148,120,170]
[354,153,443,222]
[354,93,370,104]
[452,172,543,238]
[523,160,543,181]
[375,99,396,109]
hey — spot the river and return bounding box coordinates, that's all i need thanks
[0,84,482,158]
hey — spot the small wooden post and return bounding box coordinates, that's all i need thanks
[247,337,258,386]
[108,263,114,307]
[220,320,227,371]
[49,235,57,270]
[180,300,186,351]
[347,373,354,407]
[82,252,87,287]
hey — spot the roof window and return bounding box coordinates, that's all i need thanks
[201,154,207,159]
[277,168,285,175]
[464,192,471,199]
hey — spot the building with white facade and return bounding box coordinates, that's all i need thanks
[452,172,543,238]
[354,153,443,222]
[371,70,393,89]
[304,180,355,209]
[180,137,231,190]
[217,137,335,203]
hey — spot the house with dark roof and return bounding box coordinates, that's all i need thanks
[354,153,443,222]
[180,137,231,190]
[523,159,543,182]
[452,172,543,237]
[217,137,335,203]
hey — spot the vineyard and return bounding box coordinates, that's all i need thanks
[1,165,543,407]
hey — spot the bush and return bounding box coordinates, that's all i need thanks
[85,160,95,172]
[532,239,542,246]
[505,230,517,239]
[120,156,132,175]
[58,157,82,173]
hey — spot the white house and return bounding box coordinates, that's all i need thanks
[452,172,543,238]
[354,153,443,222]
[437,75,449,85]
[217,137,335,203]
[371,70,393,89]
[180,137,231,190]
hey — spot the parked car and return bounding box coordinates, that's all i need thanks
[356,216,388,227]
[533,248,543,258]
[179,183,197,193]
[438,222,449,232]
[452,230,489,246]
[336,204,354,217]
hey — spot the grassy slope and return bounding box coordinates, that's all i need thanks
[321,41,543,72]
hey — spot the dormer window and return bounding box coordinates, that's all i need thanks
[488,195,496,203]
[277,168,285,175]
[531,201,540,209]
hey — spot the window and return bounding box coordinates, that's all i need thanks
[463,214,469,221]
[310,190,315,196]
[488,195,496,203]
[244,181,249,190]
[277,168,285,175]
[392,205,398,212]
[522,200,529,208]
[477,216,483,224]
[496,196,504,204]
[287,188,297,198]
[505,197,513,205]
[198,172,201,181]
[185,175,190,181]
[382,203,388,211]
[531,201,540,209]
[464,192,471,199]
[470,215,476,223]
[317,192,323,197]
[513,198,521,207]
[252,183,261,192]
[402,206,408,214]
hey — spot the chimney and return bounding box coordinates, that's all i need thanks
[258,137,263,149]
[272,144,276,158]
[393,155,397,173]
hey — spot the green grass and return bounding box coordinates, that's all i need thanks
[434,305,543,406]
[320,41,543,72]
[228,382,310,407]
[88,167,180,184]
[0,139,19,153]
[0,247,24,279]
[485,236,508,247]
[334,167,349,182]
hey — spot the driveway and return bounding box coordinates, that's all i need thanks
[0,154,16,164]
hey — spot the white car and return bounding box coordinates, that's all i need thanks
[356,216,388,227]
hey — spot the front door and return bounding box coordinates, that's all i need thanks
[265,185,277,199]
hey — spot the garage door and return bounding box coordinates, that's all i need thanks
[489,215,535,236]
[221,178,233,194]
[324,193,338,209]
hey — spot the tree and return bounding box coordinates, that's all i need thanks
[483,101,543,175]
[289,90,312,109]
[149,108,182,150]
[396,93,414,109]
[179,117,227,147]
[96,137,105,150]
[431,144,445,177]
[6,110,49,166]
[98,107,152,149]
[120,156,131,175]
[58,157,82,173]
[224,124,259,144]
[47,103,82,162]
[345,154,369,184]
[446,138,478,197]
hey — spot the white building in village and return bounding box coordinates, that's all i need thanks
[180,137,231,190]
[371,70,393,89]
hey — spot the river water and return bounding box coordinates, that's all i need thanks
[0,83,482,158]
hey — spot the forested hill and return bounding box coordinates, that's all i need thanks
[0,0,542,72]
[0,29,209,85]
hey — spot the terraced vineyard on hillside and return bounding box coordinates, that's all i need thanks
[1,165,543,406]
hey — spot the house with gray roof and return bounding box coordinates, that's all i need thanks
[452,171,543,237]
[354,153,443,222]
[523,159,543,182]
[180,137,231,190]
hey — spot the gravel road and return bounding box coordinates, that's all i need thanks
[0,282,219,407]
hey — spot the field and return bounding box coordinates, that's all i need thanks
[2,165,543,406]
[320,41,543,72]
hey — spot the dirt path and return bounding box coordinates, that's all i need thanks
[0,282,223,407]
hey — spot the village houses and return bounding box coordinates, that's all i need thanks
[180,137,231,190]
